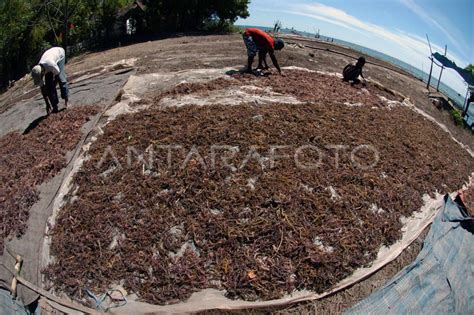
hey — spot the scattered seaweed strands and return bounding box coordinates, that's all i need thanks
[44,76,473,305]
[154,70,403,108]
[461,182,474,216]
[0,106,98,254]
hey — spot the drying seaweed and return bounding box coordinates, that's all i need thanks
[0,107,98,254]
[461,183,474,216]
[232,70,404,106]
[44,71,473,305]
[156,70,403,108]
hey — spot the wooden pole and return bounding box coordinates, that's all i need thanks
[464,102,471,118]
[436,45,448,92]
[62,0,70,54]
[425,34,434,91]
[427,57,434,90]
[436,67,444,92]
[462,87,471,117]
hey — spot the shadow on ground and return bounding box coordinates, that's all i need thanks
[22,109,66,135]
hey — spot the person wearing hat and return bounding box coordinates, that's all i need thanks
[343,57,367,85]
[31,47,69,115]
[242,28,284,75]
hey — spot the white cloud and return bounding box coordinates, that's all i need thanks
[400,0,468,58]
[285,10,367,35]
[285,3,469,94]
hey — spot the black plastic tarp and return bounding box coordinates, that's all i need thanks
[433,52,474,86]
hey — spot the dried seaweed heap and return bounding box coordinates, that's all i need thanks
[0,107,97,254]
[159,70,403,107]
[461,183,474,216]
[45,71,474,304]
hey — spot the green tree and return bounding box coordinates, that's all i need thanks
[89,0,133,41]
[0,0,133,87]
[213,0,250,26]
[43,0,84,50]
[0,0,250,89]
[43,0,131,49]
[0,0,47,85]
[466,64,474,76]
[146,0,250,32]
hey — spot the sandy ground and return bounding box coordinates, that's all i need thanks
[0,33,472,313]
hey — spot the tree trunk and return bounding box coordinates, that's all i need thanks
[63,0,69,54]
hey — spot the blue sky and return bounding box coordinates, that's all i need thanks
[236,0,473,95]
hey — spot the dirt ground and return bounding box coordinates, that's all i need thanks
[0,33,473,314]
[2,34,471,149]
[61,34,474,151]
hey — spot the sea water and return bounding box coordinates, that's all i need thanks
[238,25,468,110]
[332,38,467,109]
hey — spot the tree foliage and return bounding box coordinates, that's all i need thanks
[146,0,249,32]
[0,1,47,85]
[466,64,474,76]
[0,0,250,89]
[0,0,131,87]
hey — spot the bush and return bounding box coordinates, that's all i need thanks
[450,108,463,126]
[202,20,241,33]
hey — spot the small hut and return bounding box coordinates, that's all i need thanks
[114,0,147,38]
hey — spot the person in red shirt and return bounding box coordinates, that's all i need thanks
[243,28,284,75]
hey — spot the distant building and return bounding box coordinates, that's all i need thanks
[113,0,147,38]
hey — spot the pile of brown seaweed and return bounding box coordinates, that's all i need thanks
[44,71,473,305]
[233,70,404,106]
[461,182,474,216]
[0,107,97,254]
[158,70,403,108]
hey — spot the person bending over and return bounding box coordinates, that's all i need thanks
[31,47,69,115]
[242,28,284,75]
[343,57,366,85]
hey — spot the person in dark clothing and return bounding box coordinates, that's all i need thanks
[242,28,284,75]
[43,73,61,113]
[343,57,366,85]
